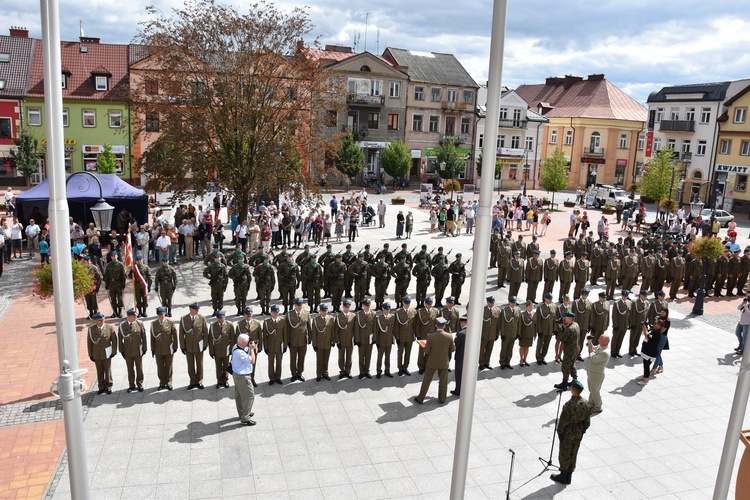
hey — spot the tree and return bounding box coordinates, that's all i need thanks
[641,147,675,203]
[9,128,40,185]
[130,0,340,217]
[475,151,502,179]
[539,147,569,206]
[435,138,465,180]
[380,140,411,180]
[96,144,118,174]
[334,134,365,178]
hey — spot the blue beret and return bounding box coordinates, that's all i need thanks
[126,309,137,316]
[243,307,253,314]
[621,290,630,295]
[486,296,495,302]
[599,292,607,298]
[319,304,329,311]
[656,291,666,296]
[361,299,371,306]
[294,298,305,305]
[544,293,553,299]
[189,303,200,310]
[508,297,517,303]
[639,290,648,296]
[92,312,105,319]
[424,297,434,304]
[270,305,280,312]
[445,297,455,303]
[571,380,584,392]
[550,250,556,254]
[156,307,167,314]
[401,297,411,303]
[581,289,589,295]
[381,303,391,309]
[216,311,226,317]
[342,300,352,307]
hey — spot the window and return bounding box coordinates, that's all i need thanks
[64,152,72,173]
[700,107,711,124]
[367,113,379,129]
[498,135,506,148]
[656,108,664,122]
[478,134,484,149]
[667,138,676,151]
[653,137,662,152]
[0,53,10,63]
[681,140,691,153]
[62,108,69,127]
[145,113,160,132]
[736,175,748,192]
[359,65,371,72]
[512,109,522,127]
[619,133,628,149]
[499,108,508,120]
[460,117,471,135]
[61,73,67,89]
[445,116,455,135]
[389,81,400,98]
[326,110,337,127]
[525,136,534,151]
[696,140,707,156]
[84,146,124,174]
[347,78,382,96]
[0,118,11,139]
[431,87,442,102]
[0,79,5,90]
[27,108,41,126]
[463,90,474,104]
[637,134,645,150]
[742,140,750,156]
[429,115,440,133]
[564,130,573,145]
[686,107,695,122]
[550,130,557,144]
[109,110,122,128]
[414,86,425,101]
[446,89,458,102]
[82,109,96,127]
[388,114,399,130]
[735,108,747,124]
[589,132,601,152]
[670,107,679,120]
[720,139,731,155]
[145,79,158,95]
[412,114,423,132]
[511,135,520,149]
[95,76,108,91]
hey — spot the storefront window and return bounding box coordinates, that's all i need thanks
[737,175,748,192]
[83,145,125,174]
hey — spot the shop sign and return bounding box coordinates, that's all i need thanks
[581,156,606,164]
[356,141,388,149]
[616,159,627,167]
[410,149,422,158]
[83,144,126,154]
[645,131,654,157]
[496,147,525,157]
[717,164,750,174]
[425,146,470,159]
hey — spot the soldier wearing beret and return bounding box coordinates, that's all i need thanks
[374,303,396,378]
[208,311,235,388]
[287,298,310,381]
[590,292,610,344]
[415,297,439,374]
[551,380,590,485]
[310,304,334,381]
[354,299,376,378]
[88,313,117,394]
[414,317,455,405]
[263,305,287,385]
[498,297,521,369]
[480,297,500,369]
[557,252,574,302]
[151,307,178,390]
[180,303,209,389]
[507,251,525,301]
[236,307,262,387]
[154,256,178,317]
[554,312,580,391]
[448,254,467,305]
[394,297,416,376]
[118,309,147,392]
[334,300,356,379]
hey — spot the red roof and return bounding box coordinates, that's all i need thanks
[516,76,646,122]
[305,48,397,68]
[27,40,129,101]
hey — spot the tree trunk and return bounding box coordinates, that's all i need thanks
[235,192,250,224]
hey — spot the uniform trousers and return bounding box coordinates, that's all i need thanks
[397,341,412,371]
[338,345,353,374]
[214,355,229,385]
[94,359,113,389]
[376,344,392,374]
[358,343,373,375]
[155,354,173,386]
[124,355,144,387]
[186,351,204,385]
[416,368,448,403]
[316,348,331,377]
[267,351,283,381]
[289,345,307,377]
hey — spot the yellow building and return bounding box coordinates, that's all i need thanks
[715,85,750,214]
[516,75,647,190]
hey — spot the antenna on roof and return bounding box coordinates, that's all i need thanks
[79,20,84,38]
[353,31,360,53]
[376,29,380,55]
[364,12,369,53]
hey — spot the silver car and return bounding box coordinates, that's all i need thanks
[700,209,734,227]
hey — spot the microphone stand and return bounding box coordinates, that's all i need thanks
[538,389,564,473]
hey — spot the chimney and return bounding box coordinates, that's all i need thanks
[546,77,564,86]
[563,75,583,89]
[79,36,100,44]
[324,45,353,53]
[587,74,605,81]
[10,26,29,37]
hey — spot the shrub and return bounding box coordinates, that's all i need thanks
[34,259,96,300]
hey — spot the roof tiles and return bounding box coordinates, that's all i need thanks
[0,35,35,98]
[382,48,478,88]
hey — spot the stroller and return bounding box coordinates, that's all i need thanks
[362,205,376,226]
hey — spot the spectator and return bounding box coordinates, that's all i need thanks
[247,218,260,255]
[234,219,248,252]
[136,225,150,263]
[396,211,405,239]
[587,333,610,414]
[231,333,257,426]
[406,211,414,239]
[540,211,550,237]
[638,318,665,386]
[10,217,24,260]
[39,229,50,265]
[330,195,338,217]
[25,219,41,259]
[4,187,14,216]
[651,308,671,374]
[735,297,750,356]
[166,224,178,264]
[155,229,171,265]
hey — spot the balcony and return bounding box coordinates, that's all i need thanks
[347,93,384,107]
[659,120,695,132]
[441,101,469,111]
[681,152,693,162]
[498,119,528,129]
[583,147,605,156]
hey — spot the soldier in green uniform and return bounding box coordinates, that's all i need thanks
[415,244,431,269]
[440,297,460,333]
[88,313,117,394]
[154,255,178,317]
[573,252,590,300]
[394,243,412,267]
[334,300,355,378]
[228,259,252,316]
[348,253,370,308]
[354,299,376,378]
[489,228,501,268]
[497,239,511,287]
[236,307,262,387]
[572,290,592,360]
[227,243,246,266]
[554,311,580,390]
[563,235,576,256]
[295,245,314,298]
[342,244,357,297]
[319,244,335,298]
[574,233,586,260]
[83,255,103,319]
[640,249,656,292]
[736,246,750,296]
[651,248,669,293]
[526,235,540,260]
[448,254,466,305]
[302,254,324,312]
[551,380,591,485]
[622,248,640,292]
[253,254,275,315]
[590,292,610,343]
[557,252,574,303]
[277,254,300,314]
[512,234,527,257]
[590,242,605,285]
[208,311,234,388]
[203,243,226,266]
[506,251,524,300]
[430,246,447,267]
[204,254,229,316]
[263,305,287,384]
[392,255,412,305]
[374,303,396,378]
[412,255,431,309]
[480,297,500,369]
[605,253,621,300]
[647,290,669,326]
[310,304,334,381]
[375,243,393,267]
[248,246,269,268]
[518,301,537,366]
[431,255,450,306]
[287,298,310,381]
[543,250,559,297]
[611,290,631,359]
[370,254,391,309]
[394,297,416,376]
[103,251,126,318]
[415,297,438,374]
[624,290,649,358]
[362,244,375,295]
[714,249,730,297]
[151,307,178,390]
[668,249,686,299]
[180,303,209,389]
[326,254,347,312]
[413,317,455,405]
[498,297,521,369]
[272,244,293,268]
[535,293,557,365]
[118,309,147,392]
[525,250,543,304]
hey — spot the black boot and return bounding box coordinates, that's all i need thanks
[167,308,172,317]
[554,380,569,390]
[551,471,570,484]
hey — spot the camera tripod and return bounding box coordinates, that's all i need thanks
[538,388,564,474]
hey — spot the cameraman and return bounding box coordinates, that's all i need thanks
[736,297,750,355]
[586,333,610,414]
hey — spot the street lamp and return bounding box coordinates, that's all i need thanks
[66,172,115,231]
[522,163,530,196]
[690,181,714,316]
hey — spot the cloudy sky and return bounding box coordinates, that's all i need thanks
[3,0,748,104]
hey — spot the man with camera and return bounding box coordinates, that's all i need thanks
[586,333,610,414]
[736,297,750,355]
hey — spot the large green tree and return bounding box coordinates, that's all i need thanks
[435,138,465,180]
[475,151,502,179]
[641,147,675,203]
[9,128,40,185]
[334,134,365,178]
[539,147,569,206]
[96,144,118,174]
[131,0,340,217]
[379,140,411,180]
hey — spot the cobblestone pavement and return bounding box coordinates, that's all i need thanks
[0,257,36,324]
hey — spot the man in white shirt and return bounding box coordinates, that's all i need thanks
[234,220,249,252]
[4,187,14,215]
[25,219,41,258]
[155,229,172,263]
[86,222,100,246]
[10,217,23,259]
[377,200,387,228]
[247,219,260,255]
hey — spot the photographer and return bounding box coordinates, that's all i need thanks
[638,318,665,386]
[586,333,610,414]
[735,297,750,356]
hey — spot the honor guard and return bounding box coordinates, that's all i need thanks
[154,256,178,317]
[118,309,147,392]
[151,307,178,390]
[88,313,117,394]
[180,303,209,389]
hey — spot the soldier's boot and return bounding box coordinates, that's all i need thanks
[167,308,172,317]
[550,471,571,484]
[237,309,243,316]
[553,379,569,390]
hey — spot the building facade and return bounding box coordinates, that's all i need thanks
[714,84,750,214]
[516,75,647,191]
[474,86,548,190]
[381,48,479,183]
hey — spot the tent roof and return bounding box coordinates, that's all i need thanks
[17,174,146,202]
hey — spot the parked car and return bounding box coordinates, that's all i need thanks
[700,209,734,227]
[585,184,638,210]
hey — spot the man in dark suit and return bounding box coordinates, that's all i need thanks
[414,317,455,404]
[451,316,467,396]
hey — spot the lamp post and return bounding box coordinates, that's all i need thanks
[690,180,715,316]
[65,172,115,231]
[522,162,530,196]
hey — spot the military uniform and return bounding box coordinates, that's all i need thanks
[295,249,315,297]
[714,253,729,296]
[253,257,276,314]
[647,295,669,326]
[652,252,668,293]
[431,258,450,306]
[370,258,392,308]
[394,302,416,374]
[412,258,432,308]
[151,314,178,389]
[480,303,500,368]
[573,257,590,300]
[326,257,347,311]
[277,259,301,313]
[374,308,396,377]
[497,242,511,287]
[668,252,686,299]
[118,316,147,391]
[227,248,247,267]
[555,391,591,483]
[498,302,521,368]
[203,248,226,266]
[448,256,467,304]
[622,252,640,291]
[342,248,357,297]
[203,260,229,315]
[334,306,356,377]
[555,319,580,388]
[543,254,559,296]
[590,245,605,284]
[440,303,460,333]
[525,254,543,303]
[726,252,741,296]
[507,256,525,301]
[301,260,324,311]
[640,253,656,291]
[208,317,234,387]
[572,295,592,357]
[687,257,703,297]
[626,295,649,357]
[310,309,334,380]
[348,256,370,307]
[228,262,252,315]
[611,296,631,356]
[354,305,376,377]
[103,258,126,318]
[263,313,288,384]
[489,232,501,268]
[519,306,537,351]
[84,262,103,318]
[88,320,117,393]
[737,250,750,295]
[590,298,610,342]
[179,310,209,387]
[414,324,455,404]
[391,258,412,305]
[605,257,621,299]
[557,257,574,302]
[154,261,178,316]
[287,305,310,380]
[415,304,438,373]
